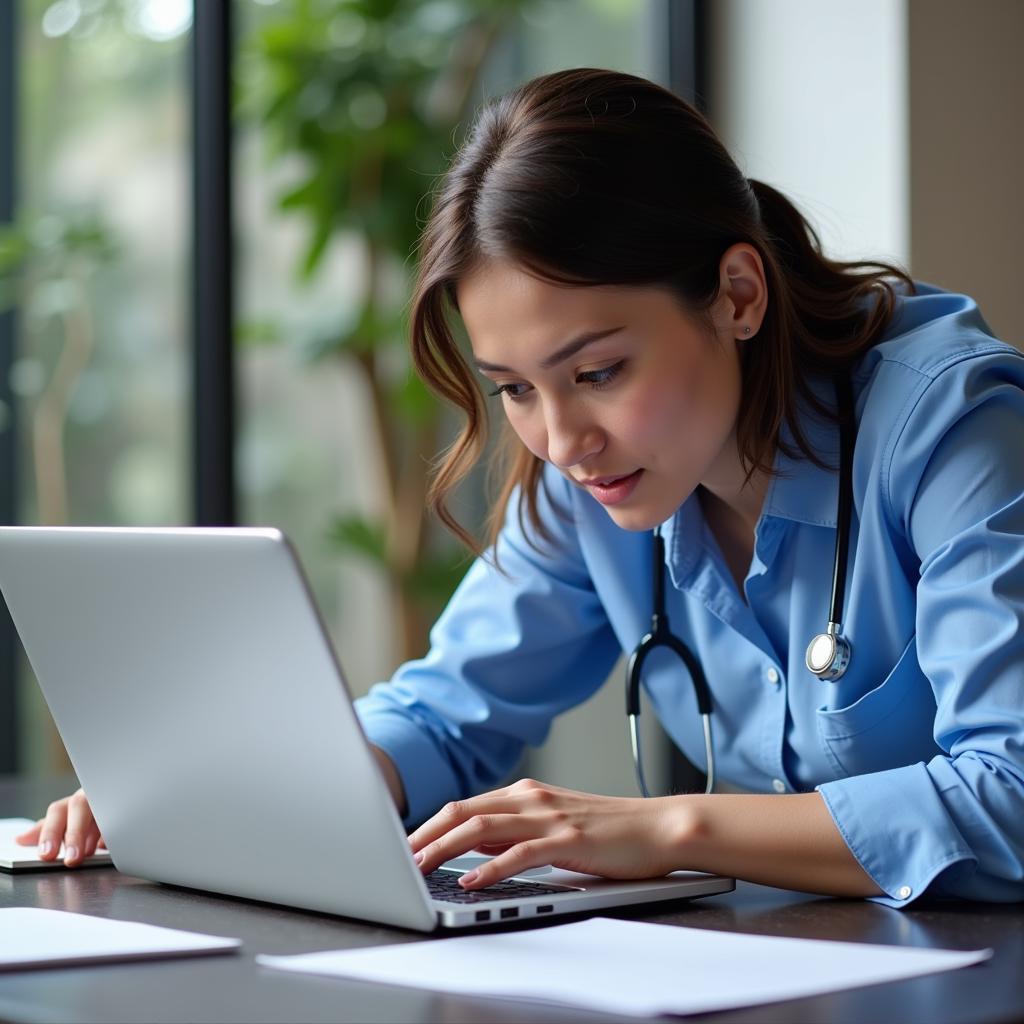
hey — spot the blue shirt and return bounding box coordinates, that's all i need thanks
[356,284,1024,908]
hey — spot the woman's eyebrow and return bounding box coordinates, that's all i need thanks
[474,326,626,374]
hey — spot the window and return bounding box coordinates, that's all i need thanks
[4,0,192,774]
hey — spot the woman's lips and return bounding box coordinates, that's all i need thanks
[581,469,644,506]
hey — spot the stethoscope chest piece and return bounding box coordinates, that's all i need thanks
[805,627,852,681]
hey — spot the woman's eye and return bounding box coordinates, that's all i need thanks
[577,361,625,390]
[486,362,624,401]
[488,382,532,400]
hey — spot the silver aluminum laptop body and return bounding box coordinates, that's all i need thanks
[0,527,733,930]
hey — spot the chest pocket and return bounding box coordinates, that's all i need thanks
[816,635,942,779]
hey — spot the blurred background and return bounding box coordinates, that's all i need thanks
[1,0,1021,796]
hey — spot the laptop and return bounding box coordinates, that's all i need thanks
[0,527,733,930]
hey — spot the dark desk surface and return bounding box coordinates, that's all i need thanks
[1,776,1022,1024]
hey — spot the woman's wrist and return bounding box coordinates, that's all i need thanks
[647,794,709,874]
[657,792,882,897]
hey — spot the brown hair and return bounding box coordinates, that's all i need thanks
[409,68,913,555]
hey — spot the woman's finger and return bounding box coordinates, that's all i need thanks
[409,779,567,854]
[473,842,515,855]
[408,794,515,854]
[415,813,536,876]
[37,800,70,861]
[81,829,103,859]
[63,789,96,867]
[460,835,568,889]
[14,819,43,846]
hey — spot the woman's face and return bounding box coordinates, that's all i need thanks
[456,257,756,532]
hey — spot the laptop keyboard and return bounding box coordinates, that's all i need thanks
[426,869,579,904]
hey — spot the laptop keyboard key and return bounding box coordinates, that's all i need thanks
[425,869,579,904]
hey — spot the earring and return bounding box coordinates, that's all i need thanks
[742,326,751,336]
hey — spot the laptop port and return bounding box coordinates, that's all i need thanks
[500,907,519,920]
[475,910,491,923]
[536,905,554,914]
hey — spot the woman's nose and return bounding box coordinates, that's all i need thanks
[545,405,604,469]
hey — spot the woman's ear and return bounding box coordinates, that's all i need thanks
[712,243,768,340]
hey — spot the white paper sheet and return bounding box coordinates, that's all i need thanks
[0,908,241,970]
[0,818,112,871]
[257,916,991,1018]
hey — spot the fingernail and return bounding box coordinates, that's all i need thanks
[39,840,53,857]
[413,851,424,864]
[65,845,79,863]
[460,869,479,887]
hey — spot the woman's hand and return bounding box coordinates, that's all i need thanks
[14,789,105,868]
[408,778,696,889]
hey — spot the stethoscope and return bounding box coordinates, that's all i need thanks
[626,375,856,798]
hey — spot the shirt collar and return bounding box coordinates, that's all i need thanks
[659,375,848,587]
[762,387,843,529]
[659,490,703,589]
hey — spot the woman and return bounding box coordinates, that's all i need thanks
[20,69,1024,907]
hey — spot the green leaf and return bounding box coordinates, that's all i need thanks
[235,318,283,348]
[277,175,323,211]
[404,549,470,607]
[60,217,118,261]
[295,303,379,362]
[390,370,436,426]
[326,513,389,566]
[300,212,336,279]
[0,226,29,274]
[299,326,361,361]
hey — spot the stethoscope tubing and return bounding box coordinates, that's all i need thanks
[829,374,856,629]
[625,529,715,797]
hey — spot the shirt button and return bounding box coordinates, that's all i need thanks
[897,885,912,900]
[771,778,786,793]
[766,667,780,685]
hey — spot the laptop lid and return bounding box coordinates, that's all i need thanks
[0,527,439,931]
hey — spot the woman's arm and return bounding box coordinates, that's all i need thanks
[811,351,1024,906]
[407,779,882,897]
[679,793,881,896]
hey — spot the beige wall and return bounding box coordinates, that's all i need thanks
[909,0,1024,347]
[707,0,909,267]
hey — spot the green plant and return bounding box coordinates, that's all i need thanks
[243,0,533,661]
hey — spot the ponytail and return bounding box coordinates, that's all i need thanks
[739,178,912,480]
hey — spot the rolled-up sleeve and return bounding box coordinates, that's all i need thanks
[819,348,1024,907]
[355,466,621,827]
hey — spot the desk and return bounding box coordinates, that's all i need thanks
[1,776,1022,1024]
